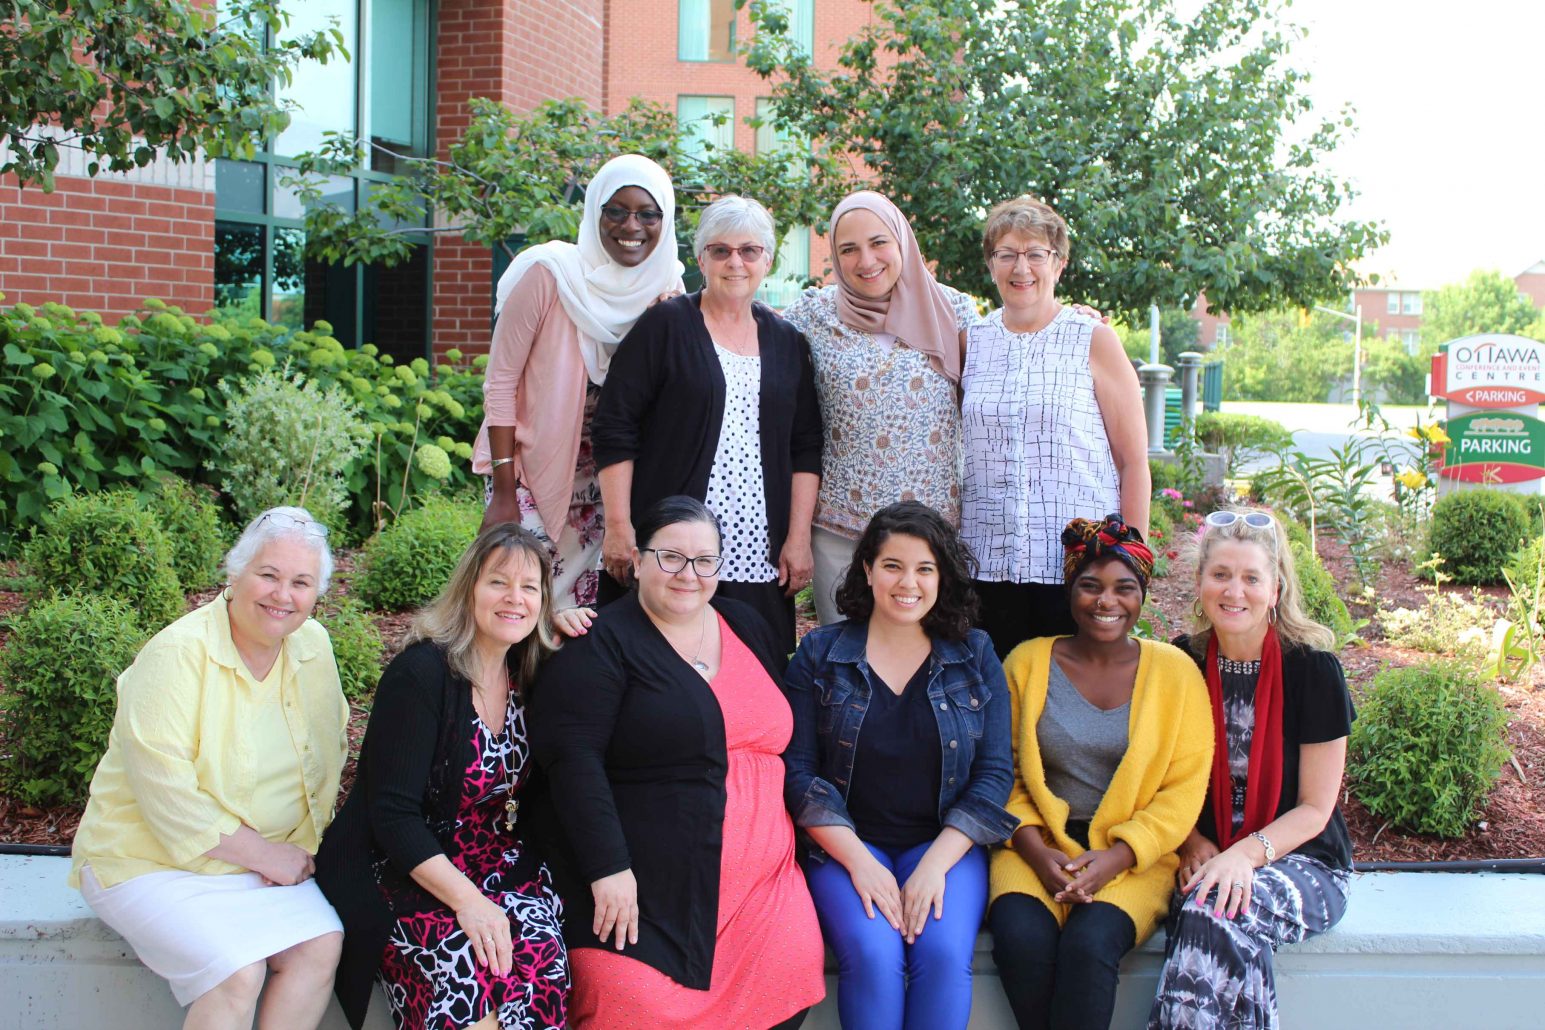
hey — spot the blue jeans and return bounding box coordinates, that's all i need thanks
[805,841,988,1030]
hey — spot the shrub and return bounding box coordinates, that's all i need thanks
[1290,541,1355,646]
[355,496,483,610]
[212,367,370,532]
[1424,489,1532,584]
[22,490,185,629]
[316,597,385,701]
[1378,590,1498,658]
[141,475,227,589]
[0,595,147,805]
[1349,663,1510,837]
[1194,411,1293,480]
[1503,535,1545,624]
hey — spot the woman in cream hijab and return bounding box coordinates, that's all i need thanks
[780,190,982,625]
[473,154,684,607]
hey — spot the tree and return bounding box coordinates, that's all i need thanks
[1,1,345,191]
[1116,307,1202,365]
[292,97,853,270]
[1421,270,1545,348]
[741,0,1386,319]
[1219,308,1355,402]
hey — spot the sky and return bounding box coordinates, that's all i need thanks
[1283,0,1545,288]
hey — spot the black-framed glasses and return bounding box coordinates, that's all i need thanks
[702,243,768,263]
[1204,510,1274,530]
[600,204,665,226]
[255,510,329,537]
[989,247,1057,268]
[642,547,723,577]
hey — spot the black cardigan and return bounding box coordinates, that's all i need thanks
[1174,634,1356,871]
[315,641,532,1030]
[591,291,823,567]
[527,593,786,990]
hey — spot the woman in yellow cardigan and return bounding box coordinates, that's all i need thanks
[988,515,1213,1030]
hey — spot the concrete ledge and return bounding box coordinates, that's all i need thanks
[4,855,1544,1029]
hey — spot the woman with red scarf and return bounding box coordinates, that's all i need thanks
[1147,508,1355,1030]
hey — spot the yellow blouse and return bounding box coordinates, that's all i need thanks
[69,595,348,889]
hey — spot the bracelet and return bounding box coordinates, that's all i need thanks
[1248,831,1276,864]
[490,457,516,470]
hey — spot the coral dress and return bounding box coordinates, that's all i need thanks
[568,617,826,1028]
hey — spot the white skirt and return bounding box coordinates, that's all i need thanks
[79,864,343,1006]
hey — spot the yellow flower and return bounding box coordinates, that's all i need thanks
[1397,467,1427,491]
[1406,426,1424,441]
[1425,424,1451,445]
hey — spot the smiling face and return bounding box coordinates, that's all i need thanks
[597,185,664,267]
[634,518,721,622]
[699,234,772,304]
[834,208,902,300]
[866,532,940,629]
[1198,538,1278,643]
[988,228,1063,313]
[227,536,321,653]
[471,549,544,652]
[1069,556,1144,643]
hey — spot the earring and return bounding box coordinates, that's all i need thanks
[1192,599,1204,619]
[222,587,233,603]
[1269,605,1278,623]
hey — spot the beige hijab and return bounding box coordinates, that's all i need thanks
[831,190,965,383]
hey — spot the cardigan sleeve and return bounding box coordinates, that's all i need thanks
[1000,642,1046,835]
[527,633,634,883]
[789,330,824,477]
[1105,646,1216,873]
[483,265,558,427]
[591,302,670,470]
[362,645,451,875]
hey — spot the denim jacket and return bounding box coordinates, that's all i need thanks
[782,620,1018,856]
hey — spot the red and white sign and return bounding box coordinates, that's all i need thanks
[1430,334,1545,407]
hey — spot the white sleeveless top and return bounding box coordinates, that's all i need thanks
[960,307,1121,583]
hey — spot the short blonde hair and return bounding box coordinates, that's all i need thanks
[982,196,1070,263]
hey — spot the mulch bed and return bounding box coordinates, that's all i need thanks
[4,541,1543,863]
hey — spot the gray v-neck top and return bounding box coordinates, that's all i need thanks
[1038,657,1131,821]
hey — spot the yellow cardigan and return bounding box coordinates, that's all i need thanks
[989,636,1214,941]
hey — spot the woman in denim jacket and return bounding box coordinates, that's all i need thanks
[784,501,1017,1030]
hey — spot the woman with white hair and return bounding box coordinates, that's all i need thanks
[592,194,823,651]
[70,506,348,1030]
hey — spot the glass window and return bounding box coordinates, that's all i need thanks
[1402,329,1421,354]
[757,227,809,309]
[270,228,309,329]
[216,160,266,215]
[1386,292,1399,315]
[678,96,734,162]
[273,173,356,221]
[1403,292,1422,315]
[275,0,359,158]
[368,0,432,173]
[1214,323,1230,346]
[214,221,264,319]
[678,0,737,61]
[763,0,814,57]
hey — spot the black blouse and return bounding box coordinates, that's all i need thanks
[526,593,787,990]
[590,291,823,565]
[1174,634,1356,871]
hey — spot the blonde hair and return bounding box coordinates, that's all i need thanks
[405,523,558,690]
[1186,506,1335,653]
[982,195,1070,263]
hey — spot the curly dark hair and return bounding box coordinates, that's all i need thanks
[834,501,980,641]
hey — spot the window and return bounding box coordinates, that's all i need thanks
[1402,292,1422,316]
[757,227,810,309]
[762,0,814,57]
[1214,323,1230,346]
[1401,329,1421,354]
[679,0,737,61]
[1386,292,1399,315]
[677,96,734,162]
[274,0,358,159]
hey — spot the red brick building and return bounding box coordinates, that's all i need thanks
[0,0,868,358]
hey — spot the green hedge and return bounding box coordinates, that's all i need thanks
[355,496,484,611]
[1425,489,1532,584]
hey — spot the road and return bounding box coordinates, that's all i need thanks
[1219,401,1427,474]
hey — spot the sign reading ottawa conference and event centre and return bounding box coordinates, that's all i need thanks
[1431,334,1545,483]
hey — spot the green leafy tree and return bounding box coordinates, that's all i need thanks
[1116,308,1202,365]
[1219,309,1356,402]
[740,0,1385,317]
[1361,336,1431,406]
[1,1,346,191]
[1421,270,1545,348]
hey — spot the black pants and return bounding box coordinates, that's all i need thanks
[972,579,1077,660]
[598,573,795,656]
[989,893,1136,1030]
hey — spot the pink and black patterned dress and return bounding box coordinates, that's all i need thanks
[374,695,568,1030]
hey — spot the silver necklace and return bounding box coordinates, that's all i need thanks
[673,608,711,675]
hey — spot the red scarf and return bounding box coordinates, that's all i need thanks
[1205,625,1284,848]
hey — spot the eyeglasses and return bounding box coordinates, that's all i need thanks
[642,548,724,577]
[255,510,329,537]
[600,205,665,227]
[1204,510,1274,530]
[989,247,1058,268]
[702,243,768,263]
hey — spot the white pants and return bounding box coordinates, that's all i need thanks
[811,526,858,626]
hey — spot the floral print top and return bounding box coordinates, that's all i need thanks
[781,284,981,538]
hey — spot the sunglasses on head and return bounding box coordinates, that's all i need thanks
[1204,510,1274,530]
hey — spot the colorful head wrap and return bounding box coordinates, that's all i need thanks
[1061,513,1155,590]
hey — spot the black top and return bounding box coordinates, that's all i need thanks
[847,661,944,849]
[1174,634,1356,871]
[316,641,533,1030]
[591,291,823,566]
[526,592,786,990]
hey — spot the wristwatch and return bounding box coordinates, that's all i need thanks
[1249,831,1276,864]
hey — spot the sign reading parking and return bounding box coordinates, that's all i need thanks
[1431,334,1545,407]
[1436,411,1545,483]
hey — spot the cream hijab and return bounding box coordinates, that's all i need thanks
[831,190,965,383]
[493,154,684,385]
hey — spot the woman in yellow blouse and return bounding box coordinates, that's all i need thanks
[70,506,349,1030]
[988,515,1213,1030]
